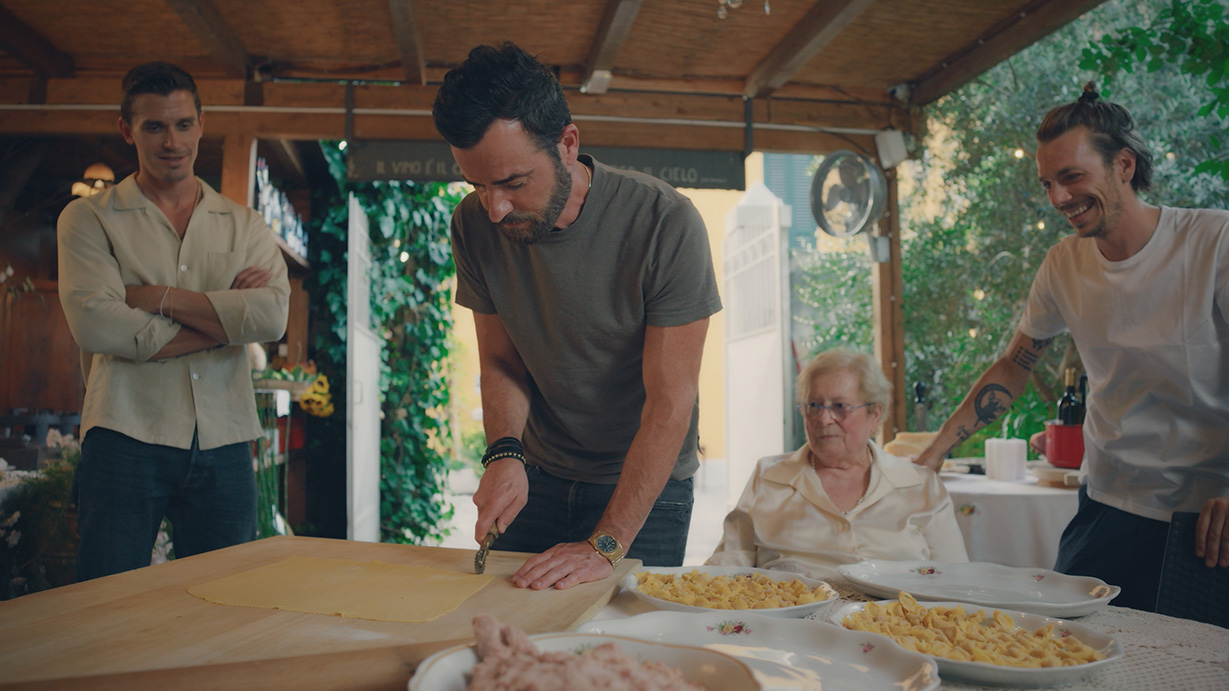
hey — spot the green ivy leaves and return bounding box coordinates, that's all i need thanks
[309,143,466,544]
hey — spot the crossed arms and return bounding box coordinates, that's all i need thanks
[122,267,275,359]
[57,202,289,364]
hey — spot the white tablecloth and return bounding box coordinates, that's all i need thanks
[941,473,1079,569]
[592,578,1229,690]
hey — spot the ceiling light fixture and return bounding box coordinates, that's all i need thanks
[717,0,768,19]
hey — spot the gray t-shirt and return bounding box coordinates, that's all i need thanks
[452,154,723,483]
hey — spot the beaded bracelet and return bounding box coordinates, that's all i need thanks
[481,437,526,468]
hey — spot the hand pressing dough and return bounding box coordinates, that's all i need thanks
[188,556,494,622]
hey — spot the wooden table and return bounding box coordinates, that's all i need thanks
[0,535,639,690]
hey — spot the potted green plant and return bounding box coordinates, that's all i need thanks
[0,431,80,595]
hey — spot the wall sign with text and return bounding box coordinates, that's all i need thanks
[347,141,746,190]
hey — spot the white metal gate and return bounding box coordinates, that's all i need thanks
[723,182,793,506]
[346,194,381,542]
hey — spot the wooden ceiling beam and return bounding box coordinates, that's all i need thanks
[265,138,308,183]
[569,90,744,123]
[580,0,643,95]
[743,0,874,99]
[908,0,1110,105]
[255,66,893,105]
[0,109,133,136]
[37,76,246,108]
[163,0,249,79]
[1,73,917,143]
[0,105,879,155]
[16,73,899,114]
[757,98,914,134]
[0,3,73,78]
[3,78,915,136]
[751,128,876,156]
[387,0,425,86]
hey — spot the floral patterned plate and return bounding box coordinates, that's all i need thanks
[829,600,1123,687]
[578,610,939,690]
[623,565,838,618]
[837,560,1120,617]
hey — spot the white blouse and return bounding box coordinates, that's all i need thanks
[707,442,968,580]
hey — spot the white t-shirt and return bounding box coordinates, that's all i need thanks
[1018,206,1229,521]
[706,443,968,580]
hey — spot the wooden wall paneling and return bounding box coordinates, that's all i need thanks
[0,281,84,416]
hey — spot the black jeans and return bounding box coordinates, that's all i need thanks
[75,427,257,581]
[1054,485,1169,611]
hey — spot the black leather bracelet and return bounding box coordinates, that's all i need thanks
[481,437,526,468]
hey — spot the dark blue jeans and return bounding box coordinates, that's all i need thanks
[492,465,694,566]
[1054,485,1169,612]
[74,427,257,581]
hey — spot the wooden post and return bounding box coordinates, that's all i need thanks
[220,133,257,207]
[283,275,309,364]
[872,167,906,444]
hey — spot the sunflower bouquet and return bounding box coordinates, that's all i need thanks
[298,375,334,418]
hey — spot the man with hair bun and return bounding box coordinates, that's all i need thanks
[915,82,1229,611]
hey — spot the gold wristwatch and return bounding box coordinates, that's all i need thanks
[587,530,624,567]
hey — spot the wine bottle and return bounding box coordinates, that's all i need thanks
[1076,373,1088,424]
[1057,367,1080,425]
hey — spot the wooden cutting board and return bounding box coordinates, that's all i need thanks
[1032,463,1081,488]
[0,535,639,689]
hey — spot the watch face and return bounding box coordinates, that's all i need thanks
[595,534,618,554]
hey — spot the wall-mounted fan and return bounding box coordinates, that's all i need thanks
[810,150,890,261]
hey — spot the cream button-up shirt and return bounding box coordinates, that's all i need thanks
[58,175,290,450]
[707,442,968,580]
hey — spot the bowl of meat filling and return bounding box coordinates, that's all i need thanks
[408,614,760,691]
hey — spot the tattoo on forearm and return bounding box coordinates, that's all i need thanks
[973,383,1012,426]
[942,427,972,458]
[1011,347,1039,371]
[1010,339,1052,371]
[938,425,968,457]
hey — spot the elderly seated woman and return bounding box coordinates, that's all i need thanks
[708,348,967,580]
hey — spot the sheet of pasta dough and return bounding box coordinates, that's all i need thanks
[188,556,495,622]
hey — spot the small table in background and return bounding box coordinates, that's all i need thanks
[0,412,80,446]
[940,472,1080,569]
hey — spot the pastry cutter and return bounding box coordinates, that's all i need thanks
[474,524,500,574]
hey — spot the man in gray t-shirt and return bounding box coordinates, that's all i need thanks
[434,43,721,590]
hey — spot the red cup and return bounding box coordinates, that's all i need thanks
[1045,420,1084,469]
